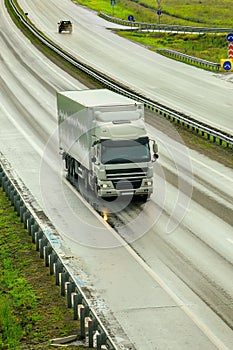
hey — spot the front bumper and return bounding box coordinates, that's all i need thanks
[97,178,153,197]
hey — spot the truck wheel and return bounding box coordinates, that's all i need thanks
[70,159,75,177]
[65,155,69,170]
[82,168,89,191]
[137,194,149,203]
[94,181,99,197]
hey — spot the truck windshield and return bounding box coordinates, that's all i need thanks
[101,137,151,164]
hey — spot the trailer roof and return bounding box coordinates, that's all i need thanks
[58,89,141,107]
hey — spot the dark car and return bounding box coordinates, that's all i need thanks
[58,20,72,33]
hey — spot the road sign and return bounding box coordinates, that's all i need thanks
[226,33,233,42]
[128,15,134,22]
[223,61,231,70]
[157,10,162,16]
[111,0,116,6]
[228,43,233,58]
[220,59,233,72]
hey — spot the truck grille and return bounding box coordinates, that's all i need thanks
[113,179,142,190]
[106,167,147,190]
[106,167,147,178]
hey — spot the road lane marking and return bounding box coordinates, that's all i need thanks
[66,179,231,349]
[227,238,233,245]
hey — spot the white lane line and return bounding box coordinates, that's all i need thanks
[190,156,233,182]
[66,183,230,350]
[124,243,230,350]
[227,238,233,245]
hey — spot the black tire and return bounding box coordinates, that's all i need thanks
[84,173,89,190]
[94,180,99,198]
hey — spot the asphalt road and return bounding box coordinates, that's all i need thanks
[0,1,233,349]
[17,0,233,136]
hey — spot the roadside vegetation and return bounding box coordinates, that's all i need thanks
[77,0,233,27]
[76,0,232,62]
[118,32,228,62]
[0,189,84,349]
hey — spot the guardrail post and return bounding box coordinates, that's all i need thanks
[67,282,75,308]
[80,307,85,339]
[23,210,30,229]
[2,175,8,193]
[8,184,13,200]
[10,188,16,204]
[39,237,47,259]
[44,245,52,267]
[2,174,6,190]
[73,293,82,320]
[13,193,20,210]
[15,197,22,215]
[80,305,89,339]
[97,332,107,350]
[88,318,98,348]
[49,253,57,275]
[55,261,63,286]
[5,180,11,198]
[27,216,35,235]
[60,272,69,296]
[20,203,27,222]
[17,199,23,216]
[35,230,43,251]
[0,168,3,187]
[31,223,39,243]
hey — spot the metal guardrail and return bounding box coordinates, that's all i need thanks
[101,12,224,71]
[157,49,220,71]
[9,0,233,148]
[0,157,121,350]
[100,12,233,34]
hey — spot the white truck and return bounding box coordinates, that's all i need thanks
[57,89,158,200]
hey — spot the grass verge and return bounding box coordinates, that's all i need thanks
[117,31,228,63]
[77,0,233,27]
[77,0,231,63]
[0,187,85,349]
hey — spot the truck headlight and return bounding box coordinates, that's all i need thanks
[101,183,108,188]
[145,181,152,186]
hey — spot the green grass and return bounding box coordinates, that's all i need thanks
[0,188,84,349]
[118,32,228,62]
[77,0,233,27]
[76,0,232,63]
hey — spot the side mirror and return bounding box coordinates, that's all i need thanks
[153,142,158,154]
[91,156,96,163]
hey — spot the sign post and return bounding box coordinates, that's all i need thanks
[157,0,162,25]
[226,33,233,59]
[110,0,116,17]
[220,33,233,72]
[128,14,135,31]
